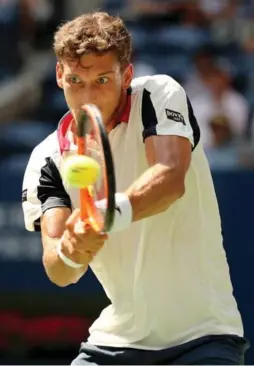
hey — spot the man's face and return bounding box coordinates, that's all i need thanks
[56,51,133,127]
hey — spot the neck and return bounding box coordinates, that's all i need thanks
[106,89,128,133]
[70,90,128,138]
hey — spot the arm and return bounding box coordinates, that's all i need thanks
[125,135,191,222]
[22,146,84,287]
[109,78,200,228]
[41,206,107,287]
[22,147,107,287]
[41,207,87,287]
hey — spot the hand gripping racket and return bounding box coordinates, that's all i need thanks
[76,104,116,232]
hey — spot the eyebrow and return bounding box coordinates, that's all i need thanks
[66,70,114,78]
[65,73,81,78]
[97,71,114,76]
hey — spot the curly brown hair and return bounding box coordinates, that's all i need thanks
[53,12,132,68]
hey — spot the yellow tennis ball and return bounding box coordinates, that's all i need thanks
[63,155,100,188]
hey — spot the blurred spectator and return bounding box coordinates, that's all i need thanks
[65,0,101,18]
[243,35,254,53]
[0,0,63,80]
[205,115,241,170]
[207,0,254,46]
[184,46,217,100]
[26,0,65,50]
[210,115,233,146]
[0,0,34,79]
[129,0,209,27]
[19,0,36,48]
[179,0,210,27]
[191,67,249,148]
[128,0,185,26]
[24,0,53,23]
[199,0,238,21]
[206,115,254,170]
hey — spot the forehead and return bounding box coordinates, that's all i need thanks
[62,51,121,75]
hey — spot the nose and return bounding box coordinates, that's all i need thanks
[81,85,97,106]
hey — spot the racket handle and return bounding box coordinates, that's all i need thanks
[80,189,88,221]
[79,188,104,232]
[77,137,85,154]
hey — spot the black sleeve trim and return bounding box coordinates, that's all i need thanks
[35,157,72,230]
[141,87,201,151]
[186,96,200,150]
[141,88,158,141]
[34,218,41,232]
[142,126,157,141]
[42,196,71,214]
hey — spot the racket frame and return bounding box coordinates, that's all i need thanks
[76,104,116,232]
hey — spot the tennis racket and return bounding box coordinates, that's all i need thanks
[76,104,116,233]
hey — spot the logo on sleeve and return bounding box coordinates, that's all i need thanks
[22,189,28,202]
[165,109,186,125]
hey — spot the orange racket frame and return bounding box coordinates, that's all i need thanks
[76,104,115,232]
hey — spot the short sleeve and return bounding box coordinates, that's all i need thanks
[141,75,200,149]
[22,146,72,232]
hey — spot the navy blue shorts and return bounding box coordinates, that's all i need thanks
[71,334,249,365]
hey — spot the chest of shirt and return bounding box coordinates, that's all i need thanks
[108,122,146,192]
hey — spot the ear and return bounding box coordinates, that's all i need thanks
[56,62,63,89]
[123,63,134,90]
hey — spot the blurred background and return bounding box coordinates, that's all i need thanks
[0,0,254,364]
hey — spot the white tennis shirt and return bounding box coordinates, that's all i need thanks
[22,75,243,350]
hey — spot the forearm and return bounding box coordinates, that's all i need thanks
[125,163,185,222]
[42,238,87,287]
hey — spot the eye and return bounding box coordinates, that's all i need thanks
[97,77,109,85]
[69,75,82,84]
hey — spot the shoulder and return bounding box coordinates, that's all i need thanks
[131,74,185,97]
[130,74,200,148]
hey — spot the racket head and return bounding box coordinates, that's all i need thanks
[76,104,116,232]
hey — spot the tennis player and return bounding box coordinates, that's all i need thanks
[22,11,248,365]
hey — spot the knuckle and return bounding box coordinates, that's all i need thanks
[75,229,86,237]
[74,224,87,236]
[65,223,71,231]
[70,237,78,250]
[69,247,75,256]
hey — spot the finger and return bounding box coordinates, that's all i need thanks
[75,231,108,243]
[65,209,80,231]
[73,235,107,253]
[61,231,75,256]
[75,241,105,255]
[73,222,108,239]
[74,220,88,235]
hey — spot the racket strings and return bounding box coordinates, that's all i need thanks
[86,135,105,201]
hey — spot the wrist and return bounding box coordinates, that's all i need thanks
[56,237,84,269]
[96,192,133,232]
